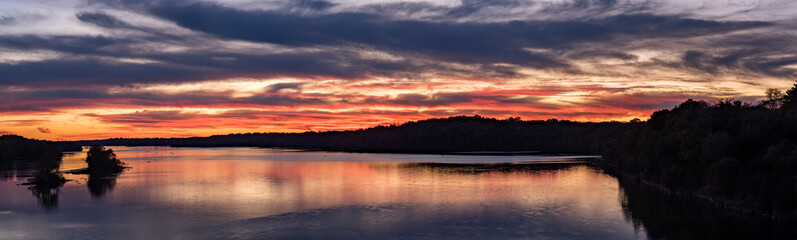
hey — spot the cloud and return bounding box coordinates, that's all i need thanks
[0,119,47,126]
[145,3,676,69]
[292,0,337,11]
[76,12,133,29]
[36,127,51,134]
[0,39,524,87]
[0,1,787,88]
[148,2,767,45]
[134,1,786,79]
[364,91,545,107]
[0,16,15,25]
[264,82,304,93]
[0,35,121,55]
[2,0,797,139]
[85,110,195,124]
[0,59,210,86]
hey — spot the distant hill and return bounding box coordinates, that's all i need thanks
[76,116,629,155]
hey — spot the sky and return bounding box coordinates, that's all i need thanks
[1,0,797,140]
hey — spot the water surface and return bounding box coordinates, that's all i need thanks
[0,147,791,239]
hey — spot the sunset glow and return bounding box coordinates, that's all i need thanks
[2,0,797,140]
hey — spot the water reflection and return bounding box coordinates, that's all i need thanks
[400,161,591,174]
[2,149,122,210]
[618,179,797,240]
[27,184,61,210]
[87,177,116,198]
[23,163,67,211]
[0,147,794,239]
[0,161,41,181]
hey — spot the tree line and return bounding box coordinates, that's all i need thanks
[603,82,797,216]
[0,135,81,167]
[77,116,629,154]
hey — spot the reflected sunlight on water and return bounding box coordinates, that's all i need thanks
[1,147,645,239]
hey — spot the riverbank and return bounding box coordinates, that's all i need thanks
[592,159,797,222]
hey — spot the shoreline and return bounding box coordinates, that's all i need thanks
[591,159,797,223]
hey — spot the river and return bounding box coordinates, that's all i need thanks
[0,147,792,239]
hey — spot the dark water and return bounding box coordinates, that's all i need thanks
[0,147,793,239]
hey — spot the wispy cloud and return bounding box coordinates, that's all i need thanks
[0,0,795,139]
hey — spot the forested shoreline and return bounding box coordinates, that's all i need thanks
[77,116,629,154]
[0,135,81,167]
[14,82,797,218]
[601,84,797,217]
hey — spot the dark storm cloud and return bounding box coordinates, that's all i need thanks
[150,2,768,45]
[241,94,328,106]
[291,0,337,11]
[141,2,772,72]
[77,12,134,28]
[596,14,768,37]
[0,36,523,87]
[356,2,447,16]
[681,49,797,77]
[683,50,723,73]
[146,2,583,66]
[0,35,121,54]
[442,0,525,18]
[0,59,211,86]
[568,50,639,61]
[745,57,797,77]
[537,0,639,16]
[264,82,304,93]
[0,0,782,89]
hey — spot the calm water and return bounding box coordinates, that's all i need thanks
[0,147,793,239]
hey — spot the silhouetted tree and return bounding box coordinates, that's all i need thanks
[603,83,797,215]
[78,116,630,155]
[86,145,126,176]
[763,88,785,110]
[783,82,797,110]
[0,135,71,165]
[25,167,66,210]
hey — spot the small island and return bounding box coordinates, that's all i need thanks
[83,145,127,176]
[21,144,127,191]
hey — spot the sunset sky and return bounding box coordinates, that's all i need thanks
[2,0,797,140]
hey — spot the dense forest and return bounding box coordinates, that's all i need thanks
[77,116,629,154]
[0,135,81,167]
[603,83,797,216]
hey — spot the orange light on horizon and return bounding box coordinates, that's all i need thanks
[1,74,782,141]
